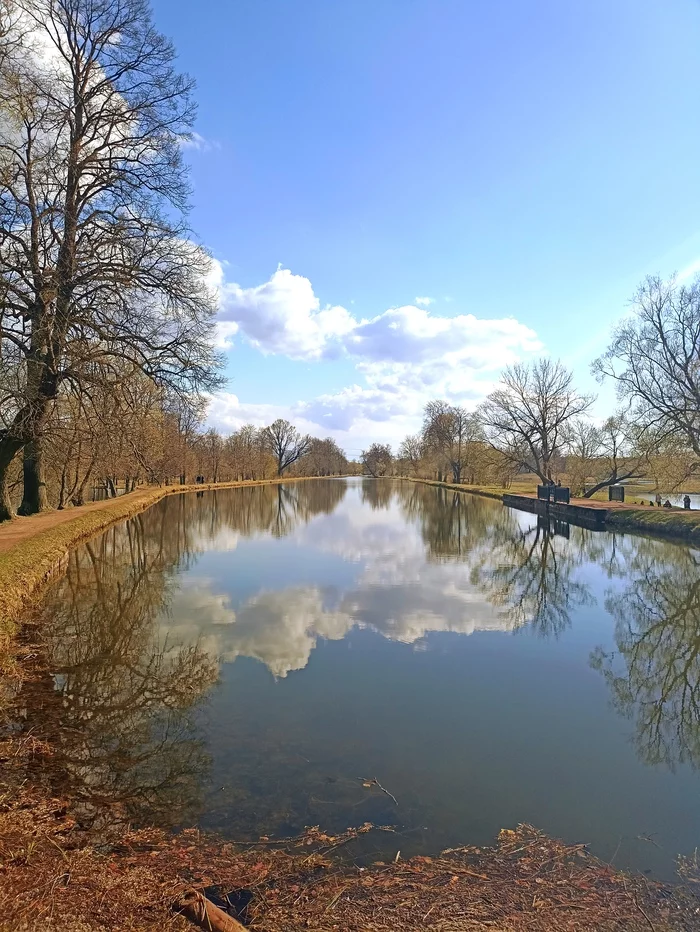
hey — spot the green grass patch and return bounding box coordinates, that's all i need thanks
[605,507,700,544]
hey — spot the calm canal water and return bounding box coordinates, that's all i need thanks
[31,479,700,879]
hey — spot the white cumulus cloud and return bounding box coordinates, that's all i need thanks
[217,267,355,360]
[209,267,543,449]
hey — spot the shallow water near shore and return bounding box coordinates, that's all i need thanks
[27,478,700,881]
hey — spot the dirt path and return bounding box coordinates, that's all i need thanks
[0,491,150,555]
[0,478,294,556]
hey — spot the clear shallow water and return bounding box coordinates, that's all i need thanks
[31,479,700,879]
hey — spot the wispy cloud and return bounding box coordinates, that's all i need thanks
[414,295,435,306]
[179,131,220,153]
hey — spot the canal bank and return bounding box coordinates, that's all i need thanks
[1,772,697,930]
[0,476,348,639]
[400,476,700,544]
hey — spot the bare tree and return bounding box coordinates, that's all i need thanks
[593,275,700,457]
[168,395,206,485]
[566,419,602,497]
[225,424,270,481]
[567,415,648,498]
[480,358,593,484]
[302,436,347,476]
[645,437,698,493]
[361,442,393,477]
[397,433,422,475]
[422,400,484,483]
[196,428,224,483]
[0,0,221,520]
[261,419,312,477]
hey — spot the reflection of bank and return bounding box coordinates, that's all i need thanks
[591,544,700,771]
[537,514,570,539]
[32,520,217,831]
[398,482,593,638]
[503,492,608,530]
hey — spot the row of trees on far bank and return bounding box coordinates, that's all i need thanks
[364,276,700,495]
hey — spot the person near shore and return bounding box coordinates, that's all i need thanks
[655,493,662,507]
[663,499,672,508]
[684,494,691,510]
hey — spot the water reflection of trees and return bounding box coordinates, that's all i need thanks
[360,478,396,510]
[591,544,700,770]
[176,479,348,543]
[397,483,593,636]
[28,480,349,828]
[399,483,700,770]
[396,484,501,558]
[470,518,593,637]
[38,513,217,829]
[265,480,348,537]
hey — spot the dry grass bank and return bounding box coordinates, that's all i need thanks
[0,476,338,640]
[397,476,509,501]
[1,778,697,931]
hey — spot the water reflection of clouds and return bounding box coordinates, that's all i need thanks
[162,506,515,676]
[163,582,353,677]
[298,500,422,566]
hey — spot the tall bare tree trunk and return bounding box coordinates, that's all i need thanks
[58,460,68,509]
[0,441,21,522]
[16,323,58,515]
[18,437,49,514]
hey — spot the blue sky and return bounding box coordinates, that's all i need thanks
[152,0,700,455]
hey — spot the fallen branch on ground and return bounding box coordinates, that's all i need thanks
[175,889,247,932]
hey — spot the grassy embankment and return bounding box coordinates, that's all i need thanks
[604,506,700,544]
[397,475,532,500]
[0,476,337,641]
[400,476,700,543]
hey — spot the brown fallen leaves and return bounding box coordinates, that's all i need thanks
[1,785,699,932]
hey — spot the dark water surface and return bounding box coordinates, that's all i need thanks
[31,479,700,879]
